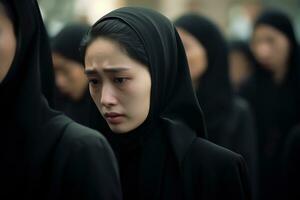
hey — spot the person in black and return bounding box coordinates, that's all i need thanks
[175,14,258,199]
[0,0,122,199]
[239,9,300,200]
[82,7,251,200]
[51,23,94,126]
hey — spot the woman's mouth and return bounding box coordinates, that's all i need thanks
[104,112,124,124]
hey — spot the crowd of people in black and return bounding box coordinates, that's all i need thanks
[1,0,299,199]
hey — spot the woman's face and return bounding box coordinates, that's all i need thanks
[0,5,16,82]
[229,51,253,89]
[52,53,88,101]
[177,28,207,85]
[84,37,151,134]
[251,24,290,72]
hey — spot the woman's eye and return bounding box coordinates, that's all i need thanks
[89,79,100,85]
[113,77,128,85]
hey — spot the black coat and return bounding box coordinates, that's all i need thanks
[0,1,121,199]
[88,7,251,200]
[282,125,300,200]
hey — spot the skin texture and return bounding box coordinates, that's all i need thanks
[177,28,207,87]
[251,24,290,83]
[0,5,16,82]
[52,53,88,100]
[84,37,151,134]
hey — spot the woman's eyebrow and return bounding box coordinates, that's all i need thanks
[102,67,130,73]
[85,68,98,75]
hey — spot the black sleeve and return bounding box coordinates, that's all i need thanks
[48,123,122,200]
[283,126,300,200]
[190,139,252,200]
[234,99,258,200]
[217,154,252,200]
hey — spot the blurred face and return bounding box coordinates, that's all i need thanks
[52,53,88,101]
[84,37,151,134]
[177,28,207,85]
[251,25,290,72]
[0,5,16,82]
[229,51,253,89]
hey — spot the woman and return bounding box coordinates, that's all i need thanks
[0,0,121,199]
[51,23,94,125]
[239,9,300,200]
[175,14,258,199]
[82,7,251,200]
[229,40,255,92]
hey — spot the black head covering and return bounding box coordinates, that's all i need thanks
[89,8,206,139]
[86,7,207,200]
[52,23,89,64]
[0,0,55,106]
[0,0,16,28]
[254,9,297,47]
[175,14,234,128]
[229,40,256,68]
[0,0,64,197]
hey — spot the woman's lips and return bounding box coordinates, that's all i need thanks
[104,112,124,124]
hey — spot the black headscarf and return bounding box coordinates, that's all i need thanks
[87,7,207,200]
[175,14,234,130]
[52,23,89,64]
[229,40,256,69]
[89,8,206,138]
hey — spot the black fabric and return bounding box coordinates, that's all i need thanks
[0,1,121,199]
[175,14,258,199]
[240,9,300,200]
[54,89,94,126]
[89,7,251,200]
[229,40,255,66]
[52,23,89,64]
[254,9,297,48]
[282,125,300,200]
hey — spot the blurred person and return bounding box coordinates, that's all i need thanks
[239,9,300,200]
[0,0,122,199]
[175,14,258,199]
[229,40,255,92]
[51,23,94,125]
[82,7,251,200]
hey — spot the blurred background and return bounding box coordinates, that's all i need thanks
[38,0,300,40]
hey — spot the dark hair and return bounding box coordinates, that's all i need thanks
[0,1,17,33]
[81,19,149,67]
